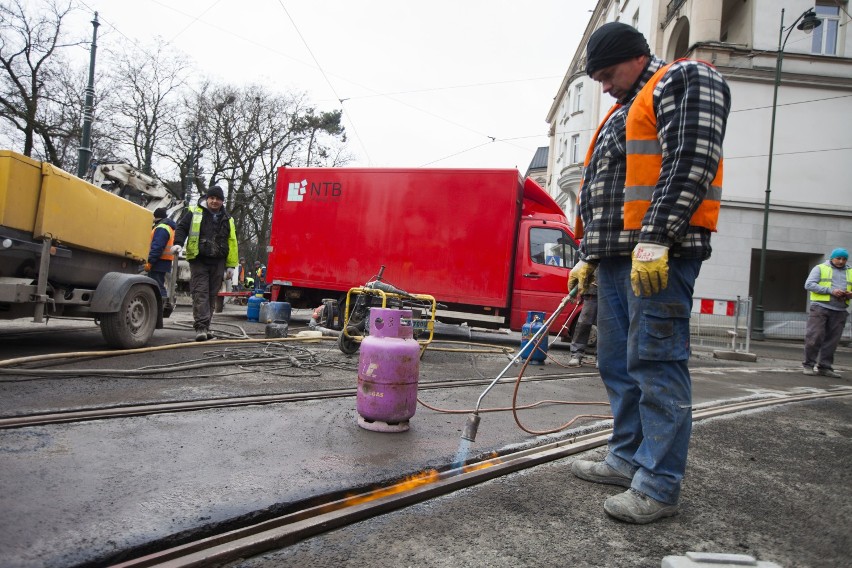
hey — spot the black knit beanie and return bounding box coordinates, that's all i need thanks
[585,22,651,76]
[206,185,225,200]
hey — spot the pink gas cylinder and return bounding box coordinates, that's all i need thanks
[356,308,420,433]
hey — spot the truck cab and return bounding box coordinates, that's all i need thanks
[510,177,580,333]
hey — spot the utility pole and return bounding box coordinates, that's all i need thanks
[76,12,100,178]
[185,131,196,203]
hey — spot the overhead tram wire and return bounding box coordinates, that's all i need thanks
[82,0,559,160]
[332,75,565,101]
[74,2,847,168]
[166,0,224,43]
[419,134,547,167]
[275,0,373,165]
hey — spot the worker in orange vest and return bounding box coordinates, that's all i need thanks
[237,257,247,290]
[145,207,176,304]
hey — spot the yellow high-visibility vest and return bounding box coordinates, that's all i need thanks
[810,263,852,305]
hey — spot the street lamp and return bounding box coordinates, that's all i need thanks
[752,7,821,340]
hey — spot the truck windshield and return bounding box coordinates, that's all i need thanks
[530,227,577,268]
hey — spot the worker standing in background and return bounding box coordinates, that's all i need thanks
[237,257,247,291]
[803,248,851,378]
[254,260,266,291]
[145,207,176,307]
[568,272,598,367]
[172,185,239,342]
[567,22,731,524]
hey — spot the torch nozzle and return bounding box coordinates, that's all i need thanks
[461,413,481,442]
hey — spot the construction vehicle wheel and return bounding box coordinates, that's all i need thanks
[101,284,158,349]
[338,326,360,355]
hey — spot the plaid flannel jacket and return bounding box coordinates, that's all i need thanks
[578,56,731,261]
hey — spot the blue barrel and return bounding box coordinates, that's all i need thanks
[247,294,266,322]
[357,308,420,433]
[520,311,548,365]
[261,301,291,324]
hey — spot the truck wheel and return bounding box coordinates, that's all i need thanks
[100,284,158,349]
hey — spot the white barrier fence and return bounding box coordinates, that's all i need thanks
[690,296,751,353]
[763,310,852,342]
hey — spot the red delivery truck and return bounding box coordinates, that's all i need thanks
[267,167,582,335]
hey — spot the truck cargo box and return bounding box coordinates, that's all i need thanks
[268,167,580,332]
[269,168,524,307]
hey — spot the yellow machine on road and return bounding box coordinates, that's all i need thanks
[337,267,438,356]
[0,150,165,348]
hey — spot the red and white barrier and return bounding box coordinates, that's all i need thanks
[692,298,737,316]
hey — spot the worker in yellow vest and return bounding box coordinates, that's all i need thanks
[567,22,731,524]
[254,260,266,291]
[171,186,239,342]
[803,248,851,378]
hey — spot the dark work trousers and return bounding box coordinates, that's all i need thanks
[189,258,226,331]
[148,270,168,299]
[803,303,849,371]
[570,293,598,355]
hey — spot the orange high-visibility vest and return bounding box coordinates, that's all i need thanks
[624,62,722,231]
[574,104,621,240]
[151,222,175,261]
[575,61,723,237]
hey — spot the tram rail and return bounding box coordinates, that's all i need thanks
[107,389,851,568]
[0,365,809,430]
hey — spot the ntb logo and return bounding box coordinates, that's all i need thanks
[287,179,307,202]
[287,179,343,202]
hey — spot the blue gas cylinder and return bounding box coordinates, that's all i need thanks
[356,308,420,433]
[520,310,548,365]
[246,294,266,322]
[260,300,292,324]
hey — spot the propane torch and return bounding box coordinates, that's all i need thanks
[460,285,580,442]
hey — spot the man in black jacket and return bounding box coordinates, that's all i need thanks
[172,186,239,341]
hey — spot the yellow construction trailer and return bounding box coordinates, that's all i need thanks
[0,150,164,348]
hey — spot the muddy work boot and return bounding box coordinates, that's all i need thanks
[206,329,216,340]
[604,488,678,524]
[195,328,209,342]
[571,460,632,488]
[816,367,841,378]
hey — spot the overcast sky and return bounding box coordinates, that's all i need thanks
[67,0,596,171]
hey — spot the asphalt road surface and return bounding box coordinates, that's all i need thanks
[0,304,849,567]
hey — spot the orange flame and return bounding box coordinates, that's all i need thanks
[316,453,506,515]
[461,451,501,473]
[343,469,440,507]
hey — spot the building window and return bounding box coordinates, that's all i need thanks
[811,3,840,55]
[570,134,580,164]
[632,9,640,29]
[572,82,583,113]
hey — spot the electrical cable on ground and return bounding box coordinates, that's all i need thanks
[1,311,609,436]
[416,297,612,436]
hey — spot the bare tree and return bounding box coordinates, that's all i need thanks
[98,37,189,176]
[166,85,350,262]
[0,0,86,164]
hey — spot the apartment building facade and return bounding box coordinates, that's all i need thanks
[545,0,852,330]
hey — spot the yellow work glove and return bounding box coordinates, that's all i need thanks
[630,243,669,297]
[568,259,596,296]
[144,262,152,272]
